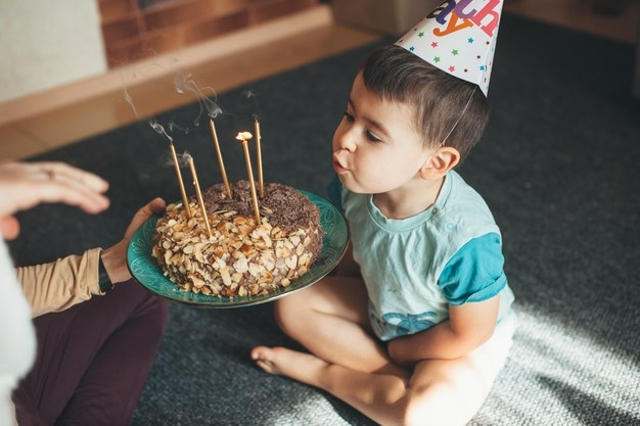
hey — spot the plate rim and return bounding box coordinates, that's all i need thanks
[127,189,349,308]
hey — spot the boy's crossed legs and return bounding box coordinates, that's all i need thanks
[252,276,515,426]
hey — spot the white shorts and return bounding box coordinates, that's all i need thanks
[469,309,518,380]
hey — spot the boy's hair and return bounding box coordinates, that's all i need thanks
[360,45,490,163]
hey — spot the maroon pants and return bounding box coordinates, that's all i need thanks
[12,282,168,426]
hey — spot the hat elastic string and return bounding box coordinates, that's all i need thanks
[440,85,477,147]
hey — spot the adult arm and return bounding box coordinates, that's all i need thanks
[14,198,166,317]
[15,249,103,317]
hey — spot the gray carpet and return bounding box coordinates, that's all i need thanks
[8,13,640,425]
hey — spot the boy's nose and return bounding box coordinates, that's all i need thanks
[336,129,356,152]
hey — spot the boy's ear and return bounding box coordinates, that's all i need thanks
[419,147,460,180]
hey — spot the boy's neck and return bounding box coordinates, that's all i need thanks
[373,175,446,220]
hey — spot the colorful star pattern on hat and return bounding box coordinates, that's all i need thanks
[395,0,504,96]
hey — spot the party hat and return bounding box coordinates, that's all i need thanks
[395,0,504,96]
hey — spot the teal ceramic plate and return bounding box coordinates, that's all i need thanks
[127,190,349,308]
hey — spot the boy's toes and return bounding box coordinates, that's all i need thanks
[251,346,279,374]
[256,358,278,374]
[251,346,270,361]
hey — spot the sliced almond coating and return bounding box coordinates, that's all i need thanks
[284,255,298,270]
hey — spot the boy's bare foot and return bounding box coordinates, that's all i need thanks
[251,346,328,384]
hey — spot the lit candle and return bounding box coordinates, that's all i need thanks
[169,142,192,218]
[186,154,213,237]
[209,118,232,198]
[253,117,264,198]
[235,132,261,225]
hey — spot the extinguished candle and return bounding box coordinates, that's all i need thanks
[209,118,232,198]
[186,154,213,237]
[169,142,192,218]
[235,132,261,225]
[253,117,264,198]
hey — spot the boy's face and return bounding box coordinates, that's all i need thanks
[332,72,433,195]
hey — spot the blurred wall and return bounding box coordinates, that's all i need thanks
[0,0,107,103]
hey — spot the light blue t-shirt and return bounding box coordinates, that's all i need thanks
[335,171,515,341]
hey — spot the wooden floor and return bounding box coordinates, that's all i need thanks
[1,0,638,162]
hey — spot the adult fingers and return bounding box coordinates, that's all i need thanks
[0,216,20,240]
[123,198,166,241]
[25,180,111,215]
[149,197,167,215]
[28,161,109,193]
[0,162,110,216]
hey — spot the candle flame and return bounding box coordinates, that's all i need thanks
[235,132,253,142]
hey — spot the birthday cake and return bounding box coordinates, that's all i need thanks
[151,181,324,297]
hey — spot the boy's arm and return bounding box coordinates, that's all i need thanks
[387,295,499,367]
[336,242,361,277]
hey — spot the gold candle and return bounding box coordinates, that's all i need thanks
[186,155,213,237]
[235,132,261,225]
[253,117,264,198]
[169,142,192,218]
[209,118,232,198]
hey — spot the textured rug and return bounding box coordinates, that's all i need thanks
[9,12,640,426]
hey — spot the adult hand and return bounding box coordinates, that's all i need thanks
[100,198,166,285]
[0,162,110,240]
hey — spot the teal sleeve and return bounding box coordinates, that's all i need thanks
[438,233,507,306]
[326,175,344,212]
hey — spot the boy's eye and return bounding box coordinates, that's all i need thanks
[343,111,382,143]
[366,131,382,143]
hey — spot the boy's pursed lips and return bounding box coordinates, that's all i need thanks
[332,154,349,174]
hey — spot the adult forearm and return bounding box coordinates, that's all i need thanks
[15,248,103,317]
[100,241,132,284]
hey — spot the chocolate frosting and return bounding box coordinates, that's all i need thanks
[200,181,321,233]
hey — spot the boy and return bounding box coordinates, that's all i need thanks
[252,2,515,424]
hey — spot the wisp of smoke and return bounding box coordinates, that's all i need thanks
[120,71,139,117]
[174,70,223,126]
[149,118,173,143]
